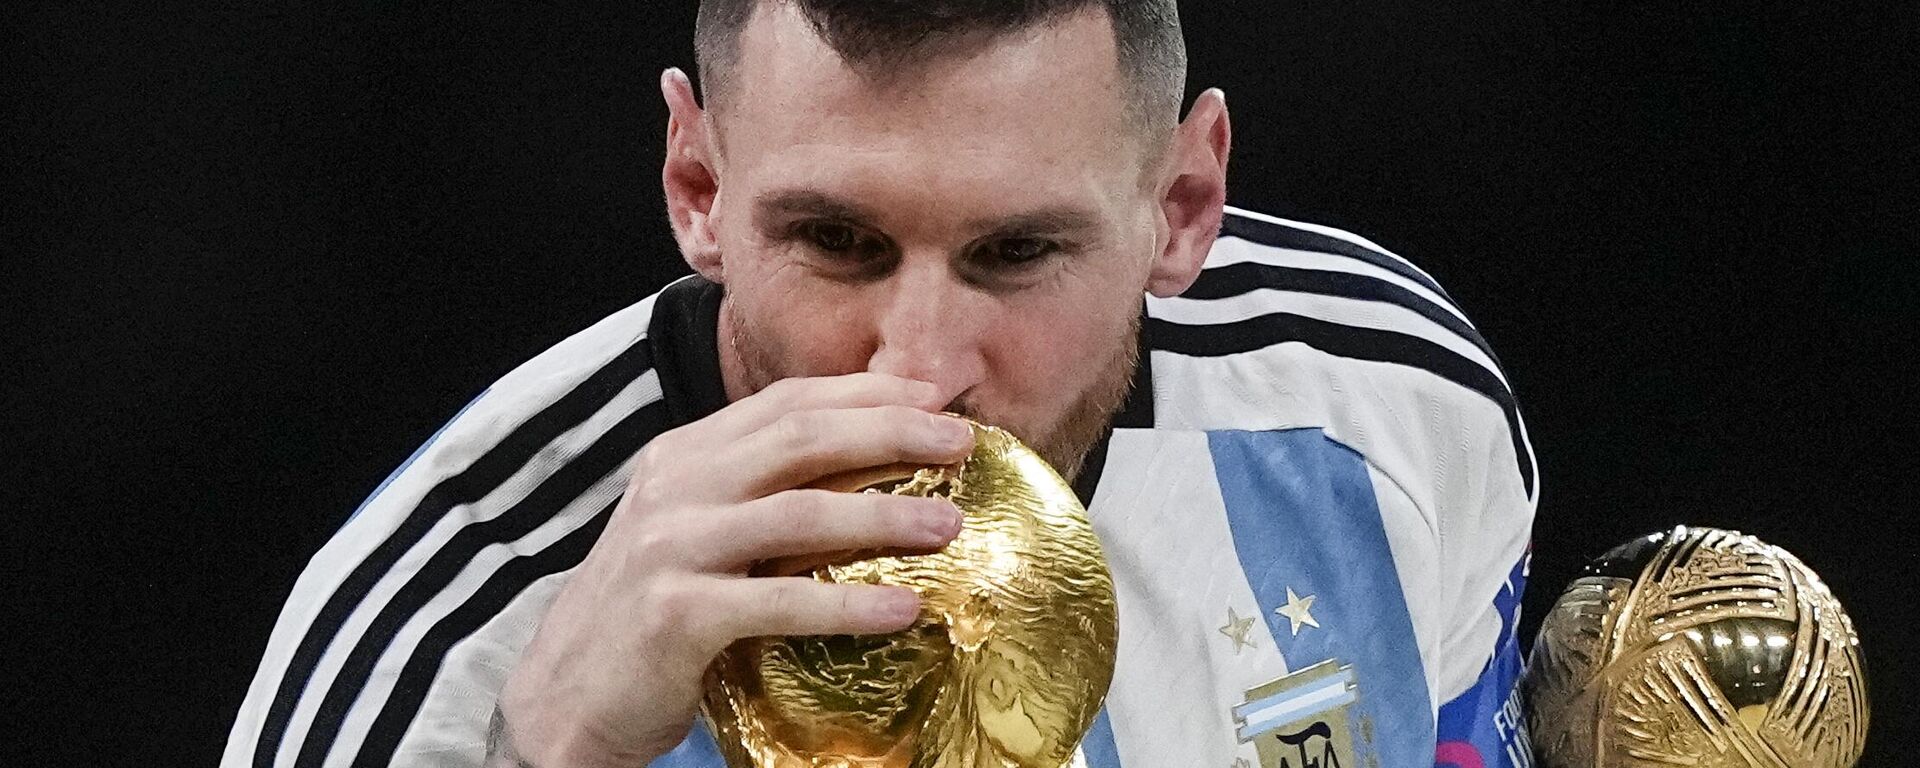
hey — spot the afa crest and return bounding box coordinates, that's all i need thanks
[1234,660,1373,768]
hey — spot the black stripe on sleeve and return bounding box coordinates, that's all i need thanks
[292,401,669,768]
[1183,258,1507,373]
[1219,212,1461,311]
[348,497,619,765]
[251,342,656,768]
[1145,314,1535,496]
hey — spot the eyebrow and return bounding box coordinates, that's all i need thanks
[752,189,878,228]
[752,188,1101,238]
[965,207,1102,238]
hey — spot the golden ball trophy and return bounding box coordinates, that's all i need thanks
[1526,525,1870,767]
[702,420,1119,768]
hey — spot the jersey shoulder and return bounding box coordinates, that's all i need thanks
[1133,206,1538,716]
[415,273,716,453]
[1143,205,1536,501]
[475,283,668,417]
[221,281,692,768]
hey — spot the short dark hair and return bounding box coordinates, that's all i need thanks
[694,0,1186,130]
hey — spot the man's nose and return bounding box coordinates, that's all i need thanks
[864,266,989,407]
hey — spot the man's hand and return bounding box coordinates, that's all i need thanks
[490,373,974,767]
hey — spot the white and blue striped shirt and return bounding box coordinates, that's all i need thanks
[225,207,1537,768]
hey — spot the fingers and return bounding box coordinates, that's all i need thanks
[704,373,950,443]
[709,577,924,638]
[502,373,963,760]
[689,489,962,571]
[718,406,975,499]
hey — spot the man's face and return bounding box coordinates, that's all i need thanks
[689,5,1183,476]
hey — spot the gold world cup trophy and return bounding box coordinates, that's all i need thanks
[701,419,1119,768]
[1526,525,1870,767]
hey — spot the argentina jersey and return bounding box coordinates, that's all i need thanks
[652,206,1538,767]
[225,207,1536,768]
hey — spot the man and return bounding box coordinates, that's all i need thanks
[225,1,1537,766]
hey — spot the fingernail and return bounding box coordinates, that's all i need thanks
[873,588,921,625]
[920,502,962,541]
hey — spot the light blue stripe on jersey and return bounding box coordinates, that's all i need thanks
[343,388,489,527]
[1079,707,1124,767]
[648,718,724,767]
[1208,429,1433,765]
[1234,666,1357,740]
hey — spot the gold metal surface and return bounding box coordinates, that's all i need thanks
[1525,526,1869,767]
[703,420,1119,768]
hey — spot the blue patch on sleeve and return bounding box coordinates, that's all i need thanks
[1435,552,1534,768]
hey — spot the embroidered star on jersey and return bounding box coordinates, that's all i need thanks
[1219,606,1258,652]
[1276,588,1320,635]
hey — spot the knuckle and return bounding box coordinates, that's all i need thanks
[762,580,800,621]
[771,411,819,452]
[835,586,860,622]
[628,441,676,491]
[628,526,676,564]
[639,427,683,463]
[647,576,734,651]
[780,489,831,530]
[642,576,697,637]
[622,475,671,518]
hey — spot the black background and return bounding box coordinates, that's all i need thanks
[8,1,1915,764]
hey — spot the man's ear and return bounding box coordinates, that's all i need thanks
[661,68,724,282]
[1147,88,1231,298]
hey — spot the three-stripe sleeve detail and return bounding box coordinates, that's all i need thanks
[1220,209,1462,311]
[1181,260,1506,374]
[1146,313,1533,497]
[293,400,668,767]
[249,341,659,767]
[347,500,619,765]
[1154,214,1536,498]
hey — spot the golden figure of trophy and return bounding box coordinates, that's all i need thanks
[1526,525,1869,767]
[702,420,1119,768]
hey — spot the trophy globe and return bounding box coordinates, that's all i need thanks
[702,419,1119,768]
[1525,525,1869,767]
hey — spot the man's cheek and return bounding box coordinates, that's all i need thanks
[792,329,872,378]
[1023,316,1107,370]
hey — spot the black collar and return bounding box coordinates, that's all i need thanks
[648,276,730,431]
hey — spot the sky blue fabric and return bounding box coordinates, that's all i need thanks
[1209,428,1433,765]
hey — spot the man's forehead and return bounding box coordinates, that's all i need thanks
[713,2,1136,162]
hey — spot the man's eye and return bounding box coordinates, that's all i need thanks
[986,238,1058,265]
[798,221,859,252]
